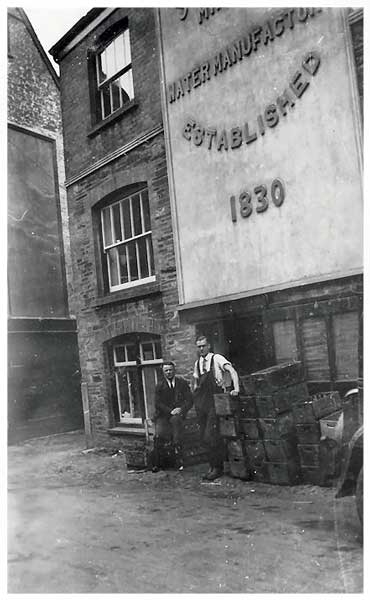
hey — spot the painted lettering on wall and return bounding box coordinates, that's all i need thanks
[168,7,322,105]
[182,51,321,151]
[229,179,285,222]
[176,7,221,24]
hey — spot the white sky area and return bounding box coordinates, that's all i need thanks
[25,7,92,71]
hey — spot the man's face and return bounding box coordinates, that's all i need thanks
[163,364,175,380]
[196,339,210,357]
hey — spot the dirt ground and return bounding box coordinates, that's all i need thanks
[7,430,363,594]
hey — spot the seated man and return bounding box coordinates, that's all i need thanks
[151,361,193,472]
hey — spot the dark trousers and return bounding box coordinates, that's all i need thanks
[152,415,184,469]
[154,414,184,445]
[196,405,225,470]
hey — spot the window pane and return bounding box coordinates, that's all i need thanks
[126,344,136,362]
[118,245,129,284]
[101,86,111,118]
[147,237,155,275]
[116,370,131,417]
[154,341,162,360]
[333,312,359,380]
[273,320,298,363]
[114,346,125,363]
[108,248,119,287]
[97,52,107,83]
[116,368,141,419]
[141,189,151,232]
[127,241,138,281]
[114,33,125,70]
[123,29,132,65]
[102,207,112,247]
[104,40,116,79]
[141,342,154,361]
[132,194,142,236]
[302,318,330,380]
[137,236,149,279]
[121,198,132,239]
[112,203,122,242]
[111,79,121,112]
[119,70,134,103]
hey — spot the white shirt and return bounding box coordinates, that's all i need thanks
[193,352,231,388]
[165,377,175,389]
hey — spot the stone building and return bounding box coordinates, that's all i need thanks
[8,8,83,442]
[50,7,363,465]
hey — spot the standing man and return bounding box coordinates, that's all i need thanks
[193,336,240,481]
[151,361,193,473]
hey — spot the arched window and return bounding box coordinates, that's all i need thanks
[112,333,162,423]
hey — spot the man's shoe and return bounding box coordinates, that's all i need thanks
[202,468,214,481]
[152,466,160,473]
[205,468,223,481]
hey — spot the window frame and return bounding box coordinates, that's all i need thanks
[88,17,135,127]
[113,336,163,424]
[100,186,156,293]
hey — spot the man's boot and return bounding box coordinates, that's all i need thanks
[174,443,184,471]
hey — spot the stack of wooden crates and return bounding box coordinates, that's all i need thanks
[215,361,343,486]
[292,391,343,486]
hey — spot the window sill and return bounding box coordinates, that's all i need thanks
[87,100,138,138]
[108,425,155,437]
[93,281,161,309]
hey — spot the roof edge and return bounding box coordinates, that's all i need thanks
[14,8,60,87]
[49,8,105,59]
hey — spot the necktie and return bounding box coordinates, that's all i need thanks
[203,357,207,375]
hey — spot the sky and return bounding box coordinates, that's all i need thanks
[24,7,92,71]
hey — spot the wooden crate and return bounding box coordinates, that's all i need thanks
[244,440,266,468]
[255,390,291,418]
[227,438,246,459]
[239,395,258,418]
[319,437,339,477]
[295,422,321,444]
[239,418,260,439]
[263,439,298,463]
[219,415,239,438]
[265,460,301,485]
[287,382,310,405]
[255,383,310,418]
[214,393,239,416]
[257,412,295,441]
[252,463,269,483]
[293,392,342,423]
[239,375,257,395]
[247,361,304,394]
[301,466,322,485]
[319,410,343,442]
[229,456,250,480]
[297,444,320,467]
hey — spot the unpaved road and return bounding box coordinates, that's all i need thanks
[8,431,362,593]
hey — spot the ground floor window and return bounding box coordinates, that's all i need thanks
[112,333,162,423]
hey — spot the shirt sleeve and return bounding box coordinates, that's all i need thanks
[214,353,231,372]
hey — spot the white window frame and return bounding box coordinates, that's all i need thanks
[114,339,163,423]
[101,188,155,292]
[95,27,134,121]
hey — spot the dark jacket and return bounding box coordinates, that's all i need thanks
[153,376,193,420]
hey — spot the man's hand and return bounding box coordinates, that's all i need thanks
[230,390,239,397]
[170,407,182,415]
